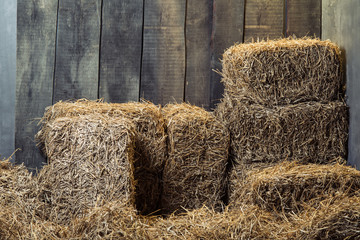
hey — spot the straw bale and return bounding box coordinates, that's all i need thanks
[35,114,136,224]
[221,38,343,106]
[161,103,230,214]
[292,196,360,239]
[215,96,348,164]
[236,161,360,214]
[36,99,167,215]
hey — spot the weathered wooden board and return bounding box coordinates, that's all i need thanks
[286,0,321,37]
[140,0,186,105]
[53,0,101,103]
[244,0,284,42]
[184,0,212,110]
[16,0,58,171]
[99,0,143,103]
[323,0,360,169]
[211,0,245,109]
[0,0,16,160]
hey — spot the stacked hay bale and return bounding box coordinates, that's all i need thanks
[36,99,167,215]
[214,38,349,205]
[160,103,229,214]
[35,114,136,224]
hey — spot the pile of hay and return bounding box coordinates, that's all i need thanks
[221,38,343,106]
[35,114,136,224]
[291,196,360,239]
[161,103,229,214]
[216,97,348,164]
[36,99,167,215]
[231,161,360,214]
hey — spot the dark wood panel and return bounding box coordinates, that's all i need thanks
[0,0,16,160]
[53,0,101,103]
[244,0,284,42]
[184,0,212,110]
[323,0,360,169]
[211,0,245,109]
[286,0,321,37]
[99,0,143,103]
[140,0,186,105]
[16,0,58,171]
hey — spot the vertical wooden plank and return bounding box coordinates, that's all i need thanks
[16,0,58,170]
[140,0,186,105]
[0,0,16,160]
[286,0,321,38]
[323,0,360,169]
[53,0,101,103]
[99,0,143,103]
[211,0,245,109]
[244,0,284,42]
[184,0,212,110]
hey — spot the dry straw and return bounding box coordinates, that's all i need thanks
[221,38,344,106]
[216,96,348,164]
[36,99,167,215]
[35,114,136,225]
[232,161,360,215]
[161,103,230,214]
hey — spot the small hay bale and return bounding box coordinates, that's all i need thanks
[147,205,284,240]
[161,103,229,214]
[36,114,136,224]
[215,96,348,164]
[221,38,343,106]
[234,161,360,214]
[36,99,167,215]
[291,195,360,240]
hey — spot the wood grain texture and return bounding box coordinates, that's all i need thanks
[211,0,245,109]
[140,0,186,105]
[99,0,143,103]
[0,0,16,160]
[53,0,101,103]
[286,0,321,37]
[323,0,360,169]
[185,0,212,110]
[16,0,58,170]
[244,0,284,42]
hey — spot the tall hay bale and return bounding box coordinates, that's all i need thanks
[36,99,167,215]
[292,196,360,239]
[233,161,360,214]
[160,103,229,214]
[221,38,343,106]
[36,114,136,224]
[215,96,348,164]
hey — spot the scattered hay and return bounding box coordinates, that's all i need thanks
[36,99,167,215]
[161,103,230,214]
[234,161,360,215]
[215,96,348,164]
[147,205,284,240]
[35,114,136,224]
[221,37,344,106]
[68,201,151,239]
[292,196,360,239]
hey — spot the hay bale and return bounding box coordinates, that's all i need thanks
[215,96,348,164]
[221,38,343,106]
[36,114,136,224]
[234,161,360,214]
[161,103,229,214]
[36,99,167,215]
[292,196,360,239]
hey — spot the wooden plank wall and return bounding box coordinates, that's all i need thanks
[0,0,16,161]
[15,0,321,169]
